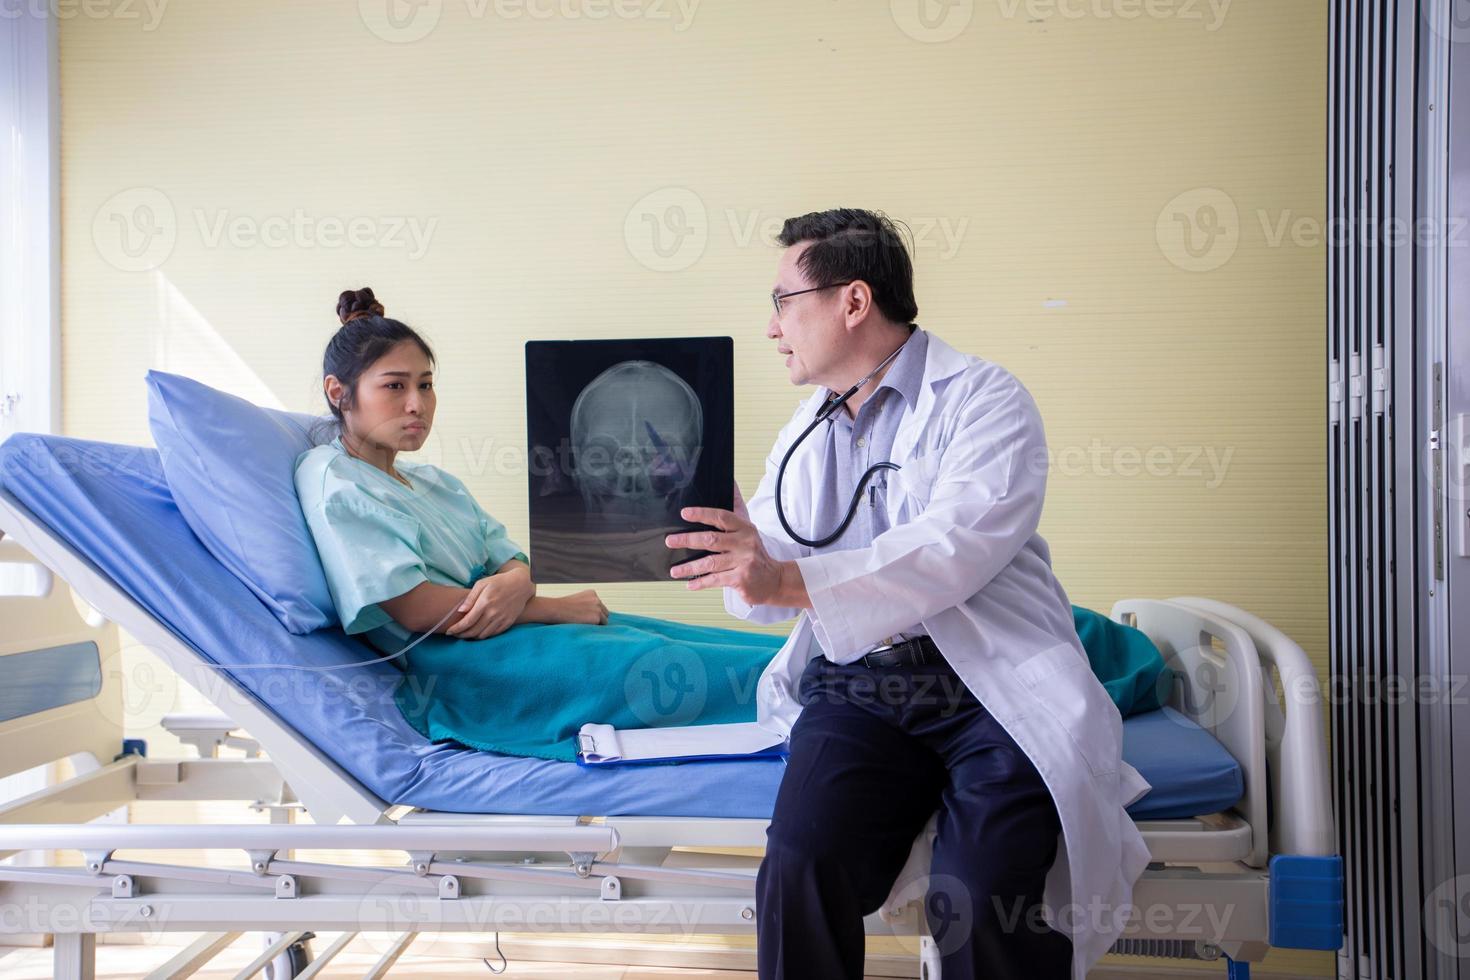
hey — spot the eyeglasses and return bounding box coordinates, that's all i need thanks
[771,281,853,317]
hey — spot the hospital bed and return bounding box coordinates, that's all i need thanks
[0,433,1342,979]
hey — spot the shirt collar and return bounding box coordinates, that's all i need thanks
[330,435,425,491]
[872,324,927,409]
[821,325,927,417]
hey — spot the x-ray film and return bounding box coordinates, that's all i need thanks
[525,337,734,583]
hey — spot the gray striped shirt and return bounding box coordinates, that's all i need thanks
[808,325,929,660]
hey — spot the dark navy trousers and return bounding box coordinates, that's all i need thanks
[755,652,1072,980]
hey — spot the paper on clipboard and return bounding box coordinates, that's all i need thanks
[575,721,788,766]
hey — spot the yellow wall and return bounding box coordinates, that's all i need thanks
[60,0,1328,973]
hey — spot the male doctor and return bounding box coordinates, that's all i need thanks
[665,208,1151,980]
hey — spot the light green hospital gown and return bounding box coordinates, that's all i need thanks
[294,435,528,641]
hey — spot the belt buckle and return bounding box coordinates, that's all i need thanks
[865,639,919,668]
[861,638,898,668]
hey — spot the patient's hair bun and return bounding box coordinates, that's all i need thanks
[337,287,386,325]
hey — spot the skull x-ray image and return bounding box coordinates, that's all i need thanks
[525,338,734,583]
[570,361,703,522]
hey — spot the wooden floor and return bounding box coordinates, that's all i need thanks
[3,938,752,979]
[0,936,1317,980]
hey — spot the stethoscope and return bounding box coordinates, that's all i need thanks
[774,337,911,548]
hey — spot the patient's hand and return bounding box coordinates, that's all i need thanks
[447,567,536,639]
[513,590,608,627]
[557,589,610,626]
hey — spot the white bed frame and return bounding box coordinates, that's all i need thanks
[0,487,1338,979]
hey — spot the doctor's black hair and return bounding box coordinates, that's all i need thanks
[775,208,919,325]
[312,287,436,439]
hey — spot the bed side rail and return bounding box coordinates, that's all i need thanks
[1110,598,1269,869]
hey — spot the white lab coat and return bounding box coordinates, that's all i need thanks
[726,330,1152,979]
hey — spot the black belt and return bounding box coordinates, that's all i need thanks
[858,635,941,668]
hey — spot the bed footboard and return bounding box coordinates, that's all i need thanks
[1168,597,1335,857]
[1111,598,1271,869]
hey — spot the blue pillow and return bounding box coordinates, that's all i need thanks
[146,370,336,634]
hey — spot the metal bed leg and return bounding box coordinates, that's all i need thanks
[51,933,96,980]
[1224,957,1250,980]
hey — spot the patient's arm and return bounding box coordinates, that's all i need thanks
[379,566,606,636]
[379,559,534,636]
[378,581,474,634]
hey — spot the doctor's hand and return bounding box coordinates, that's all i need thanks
[447,567,535,639]
[665,502,810,610]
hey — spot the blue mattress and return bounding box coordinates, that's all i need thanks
[0,434,1243,821]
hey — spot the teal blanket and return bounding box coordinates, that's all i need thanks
[377,606,1170,763]
[381,613,784,762]
[1071,605,1172,716]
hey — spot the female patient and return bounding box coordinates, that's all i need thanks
[294,287,608,645]
[294,287,781,763]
